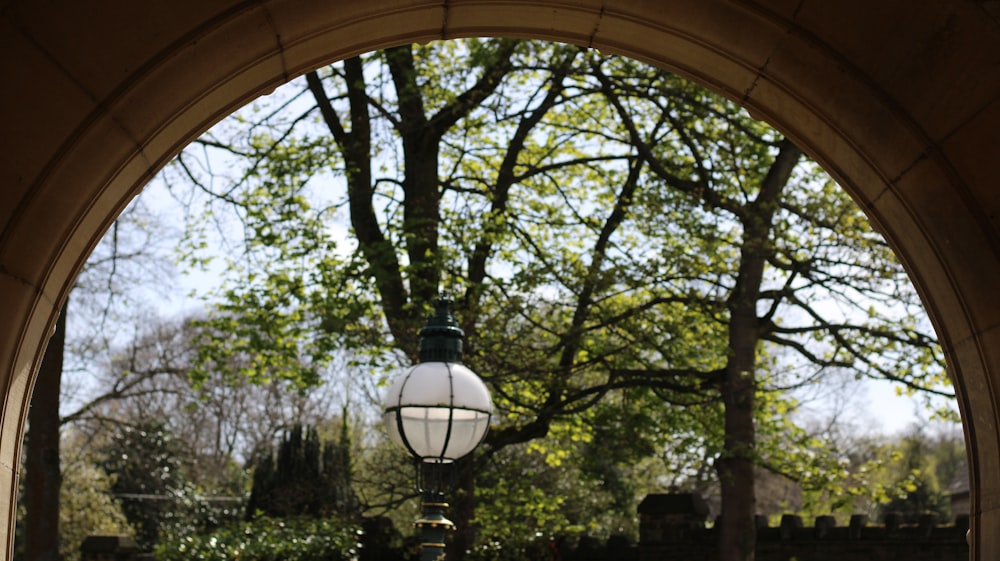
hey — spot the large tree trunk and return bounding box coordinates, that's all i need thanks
[446,462,477,561]
[718,318,760,561]
[717,140,801,561]
[25,303,66,561]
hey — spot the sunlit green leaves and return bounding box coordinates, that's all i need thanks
[164,36,952,546]
[155,516,359,561]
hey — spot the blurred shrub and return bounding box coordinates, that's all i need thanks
[155,516,359,561]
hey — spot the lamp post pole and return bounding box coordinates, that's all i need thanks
[383,296,493,561]
[416,493,454,561]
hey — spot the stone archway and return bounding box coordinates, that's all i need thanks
[2,1,999,558]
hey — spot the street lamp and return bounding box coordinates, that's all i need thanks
[383,297,493,561]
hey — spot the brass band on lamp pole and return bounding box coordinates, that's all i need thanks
[416,495,455,561]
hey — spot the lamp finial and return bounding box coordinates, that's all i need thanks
[419,295,464,363]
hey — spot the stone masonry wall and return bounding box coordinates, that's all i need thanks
[559,493,969,561]
[636,511,969,561]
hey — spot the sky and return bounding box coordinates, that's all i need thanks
[802,374,958,437]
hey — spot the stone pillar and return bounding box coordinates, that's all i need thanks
[638,493,709,544]
[80,535,140,561]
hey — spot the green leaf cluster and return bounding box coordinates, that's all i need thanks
[154,516,359,561]
[160,36,955,553]
[99,421,195,550]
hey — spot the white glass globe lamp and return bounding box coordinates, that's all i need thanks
[383,297,492,464]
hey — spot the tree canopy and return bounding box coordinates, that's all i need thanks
[161,38,950,561]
